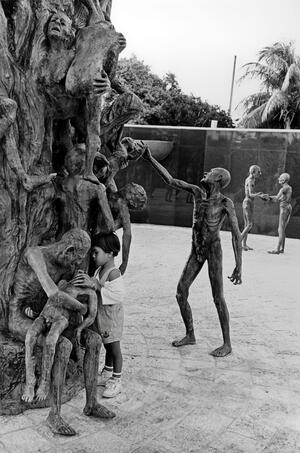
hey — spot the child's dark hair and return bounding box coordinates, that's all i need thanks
[91,232,120,256]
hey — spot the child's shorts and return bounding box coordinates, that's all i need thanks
[98,303,124,344]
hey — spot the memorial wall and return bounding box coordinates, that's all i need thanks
[118,125,300,238]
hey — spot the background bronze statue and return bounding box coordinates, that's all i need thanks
[143,148,242,357]
[261,173,292,254]
[240,165,262,251]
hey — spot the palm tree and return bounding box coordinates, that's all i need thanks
[238,42,300,129]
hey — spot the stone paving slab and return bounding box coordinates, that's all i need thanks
[0,224,299,453]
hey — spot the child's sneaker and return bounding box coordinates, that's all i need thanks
[102,377,122,398]
[97,368,113,386]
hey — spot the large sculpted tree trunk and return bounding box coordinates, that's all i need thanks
[0,0,137,415]
[0,1,49,330]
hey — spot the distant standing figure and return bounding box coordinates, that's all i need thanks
[143,148,242,357]
[261,173,292,254]
[241,165,262,251]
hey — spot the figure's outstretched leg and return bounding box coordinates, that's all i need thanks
[208,241,231,357]
[241,201,254,251]
[268,207,291,254]
[83,95,103,184]
[277,212,285,254]
[280,236,285,253]
[22,317,45,402]
[46,336,76,436]
[9,297,34,341]
[36,317,69,401]
[280,207,291,253]
[81,329,115,418]
[172,250,204,347]
[80,0,105,23]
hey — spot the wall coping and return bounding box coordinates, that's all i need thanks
[125,124,300,134]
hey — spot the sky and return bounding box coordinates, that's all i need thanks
[111,0,300,120]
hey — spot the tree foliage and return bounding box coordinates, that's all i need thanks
[116,56,234,127]
[238,42,300,129]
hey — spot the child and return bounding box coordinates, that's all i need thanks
[91,232,125,397]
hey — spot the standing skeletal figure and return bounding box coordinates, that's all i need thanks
[143,148,242,357]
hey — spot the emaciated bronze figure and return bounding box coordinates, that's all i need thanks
[143,148,242,357]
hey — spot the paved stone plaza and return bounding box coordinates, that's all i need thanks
[0,224,299,453]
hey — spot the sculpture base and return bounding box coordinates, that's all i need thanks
[0,335,84,416]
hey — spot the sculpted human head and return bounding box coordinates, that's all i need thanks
[120,183,147,210]
[56,228,91,267]
[47,11,74,47]
[202,168,231,189]
[93,152,111,183]
[121,137,146,161]
[278,172,290,185]
[249,165,261,178]
[64,144,86,176]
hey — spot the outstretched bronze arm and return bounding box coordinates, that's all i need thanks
[118,201,132,275]
[143,147,201,195]
[248,181,262,198]
[262,186,291,203]
[59,291,88,314]
[225,199,242,285]
[269,187,286,202]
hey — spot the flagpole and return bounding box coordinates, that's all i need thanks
[228,55,237,116]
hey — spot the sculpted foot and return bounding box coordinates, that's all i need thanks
[268,250,280,255]
[36,381,50,401]
[22,384,35,402]
[172,334,196,347]
[46,413,76,436]
[83,403,116,419]
[242,245,253,251]
[210,344,232,357]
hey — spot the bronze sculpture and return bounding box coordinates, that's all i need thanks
[261,173,292,254]
[55,144,114,239]
[240,165,262,251]
[143,148,242,357]
[0,0,143,423]
[94,138,147,274]
[22,280,97,403]
[9,228,115,434]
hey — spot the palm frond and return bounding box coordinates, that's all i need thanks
[238,63,280,89]
[238,92,269,111]
[281,63,300,91]
[261,90,288,122]
[239,41,300,128]
[239,103,267,128]
[258,42,295,70]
